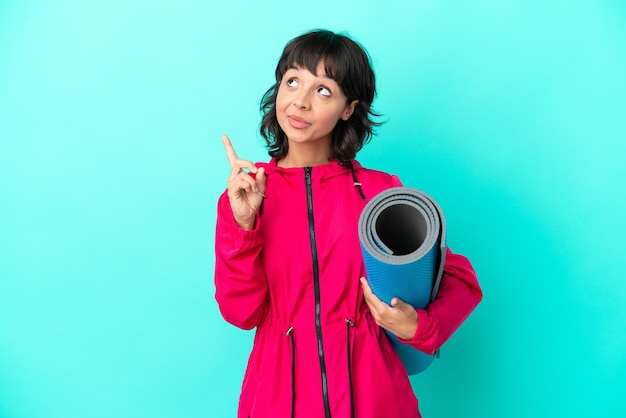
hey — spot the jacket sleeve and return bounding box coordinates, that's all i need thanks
[214,191,268,330]
[401,247,482,354]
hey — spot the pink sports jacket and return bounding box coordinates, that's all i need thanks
[215,159,482,418]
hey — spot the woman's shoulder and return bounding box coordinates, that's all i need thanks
[353,160,402,187]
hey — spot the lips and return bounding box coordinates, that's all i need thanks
[287,115,311,129]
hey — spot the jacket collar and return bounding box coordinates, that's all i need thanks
[258,158,362,182]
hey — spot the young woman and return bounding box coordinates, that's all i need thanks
[215,29,482,418]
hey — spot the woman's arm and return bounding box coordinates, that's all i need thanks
[214,192,269,330]
[214,135,269,330]
[361,248,482,354]
[405,248,482,354]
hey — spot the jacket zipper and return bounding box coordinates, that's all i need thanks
[305,166,332,418]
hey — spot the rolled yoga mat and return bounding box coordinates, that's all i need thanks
[358,187,447,375]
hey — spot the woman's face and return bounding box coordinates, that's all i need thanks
[276,61,358,152]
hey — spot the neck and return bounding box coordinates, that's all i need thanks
[278,142,333,168]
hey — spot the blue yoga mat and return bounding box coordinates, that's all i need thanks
[358,187,447,375]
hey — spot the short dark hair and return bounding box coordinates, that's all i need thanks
[259,29,381,166]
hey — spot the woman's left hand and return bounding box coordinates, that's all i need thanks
[360,277,418,341]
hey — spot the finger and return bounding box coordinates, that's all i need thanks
[256,167,267,195]
[228,158,258,182]
[230,169,260,190]
[360,278,378,301]
[362,294,378,320]
[360,277,374,299]
[391,297,414,316]
[360,278,375,307]
[230,174,257,194]
[222,134,238,167]
[361,278,387,310]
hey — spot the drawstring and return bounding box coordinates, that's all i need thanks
[348,161,366,201]
[286,326,295,418]
[345,318,355,418]
[285,320,358,417]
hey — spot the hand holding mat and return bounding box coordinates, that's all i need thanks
[358,187,446,374]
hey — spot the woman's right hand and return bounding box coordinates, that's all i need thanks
[222,134,267,230]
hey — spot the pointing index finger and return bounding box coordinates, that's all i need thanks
[222,134,238,167]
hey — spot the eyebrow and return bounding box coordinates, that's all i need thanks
[286,65,334,80]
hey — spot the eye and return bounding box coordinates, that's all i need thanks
[318,86,331,97]
[286,78,298,87]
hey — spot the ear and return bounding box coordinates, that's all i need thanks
[341,100,359,121]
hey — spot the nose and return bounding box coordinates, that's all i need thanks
[293,89,311,110]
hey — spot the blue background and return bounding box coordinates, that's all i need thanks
[1,1,625,417]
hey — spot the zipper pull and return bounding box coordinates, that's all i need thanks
[304,166,312,185]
